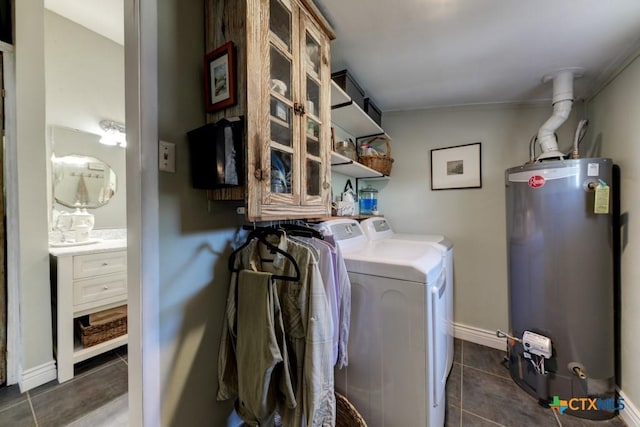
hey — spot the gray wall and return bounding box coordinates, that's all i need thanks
[587,54,640,409]
[157,0,242,424]
[381,104,580,332]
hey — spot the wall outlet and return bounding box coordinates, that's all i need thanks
[159,140,176,173]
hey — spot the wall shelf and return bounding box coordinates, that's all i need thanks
[331,81,386,139]
[331,151,389,179]
[307,214,384,223]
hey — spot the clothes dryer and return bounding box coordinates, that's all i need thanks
[360,217,455,380]
[317,219,447,427]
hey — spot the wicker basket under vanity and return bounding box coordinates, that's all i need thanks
[75,305,128,348]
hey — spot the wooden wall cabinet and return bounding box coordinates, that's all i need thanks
[206,0,335,221]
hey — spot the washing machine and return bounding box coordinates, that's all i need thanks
[317,219,448,427]
[360,217,455,378]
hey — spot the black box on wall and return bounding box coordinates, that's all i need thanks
[364,97,382,126]
[331,69,366,110]
[187,117,244,189]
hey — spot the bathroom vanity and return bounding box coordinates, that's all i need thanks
[47,126,128,382]
[49,239,127,383]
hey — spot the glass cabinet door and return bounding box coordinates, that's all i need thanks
[302,28,325,200]
[268,0,296,200]
[255,0,330,217]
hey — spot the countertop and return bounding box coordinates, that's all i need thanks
[49,238,127,257]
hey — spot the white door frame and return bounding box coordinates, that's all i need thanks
[124,0,160,425]
[4,1,161,421]
[1,40,20,387]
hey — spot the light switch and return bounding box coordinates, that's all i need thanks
[159,140,176,173]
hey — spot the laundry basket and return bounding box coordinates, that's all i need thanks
[335,391,367,427]
[358,135,394,176]
[272,392,367,426]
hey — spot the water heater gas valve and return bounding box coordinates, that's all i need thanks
[522,331,552,359]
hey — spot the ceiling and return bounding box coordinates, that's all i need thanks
[316,0,640,111]
[45,0,640,112]
[44,0,123,45]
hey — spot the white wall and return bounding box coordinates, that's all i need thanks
[157,1,241,424]
[382,104,580,332]
[587,54,640,411]
[14,0,55,383]
[44,10,125,136]
[44,11,126,229]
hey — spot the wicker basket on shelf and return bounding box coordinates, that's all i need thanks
[358,135,394,176]
[75,306,127,348]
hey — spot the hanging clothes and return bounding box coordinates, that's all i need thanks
[218,232,336,427]
[331,242,351,370]
[235,270,296,423]
[277,227,351,368]
[319,234,351,369]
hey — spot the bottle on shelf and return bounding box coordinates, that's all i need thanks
[335,138,357,161]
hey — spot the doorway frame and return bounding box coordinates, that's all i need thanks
[124,0,160,425]
[0,39,19,387]
[3,1,159,422]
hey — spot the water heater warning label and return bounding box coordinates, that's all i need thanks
[528,175,545,188]
[595,184,610,214]
[588,163,600,176]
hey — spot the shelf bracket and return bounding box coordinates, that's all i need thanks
[330,101,353,110]
[331,160,354,167]
[356,132,386,142]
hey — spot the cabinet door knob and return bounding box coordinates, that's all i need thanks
[102,262,108,266]
[103,286,109,290]
[322,181,330,190]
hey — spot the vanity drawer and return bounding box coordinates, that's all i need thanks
[73,273,127,311]
[73,251,127,279]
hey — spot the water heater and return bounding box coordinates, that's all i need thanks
[505,158,617,420]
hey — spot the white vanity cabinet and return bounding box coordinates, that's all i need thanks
[50,240,128,383]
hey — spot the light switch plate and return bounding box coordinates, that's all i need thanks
[159,140,176,173]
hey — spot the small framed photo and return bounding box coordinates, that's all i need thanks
[204,41,236,112]
[430,142,482,190]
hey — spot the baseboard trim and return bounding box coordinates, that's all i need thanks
[20,360,57,392]
[453,323,506,351]
[620,390,640,427]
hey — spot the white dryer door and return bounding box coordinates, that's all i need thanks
[430,268,448,410]
[336,272,428,427]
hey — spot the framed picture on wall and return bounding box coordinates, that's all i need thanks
[204,41,237,112]
[430,142,482,190]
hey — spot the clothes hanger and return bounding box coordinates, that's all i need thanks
[228,227,300,282]
[278,223,323,239]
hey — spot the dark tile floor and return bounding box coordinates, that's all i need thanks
[447,339,628,427]
[0,346,127,427]
[0,341,629,426]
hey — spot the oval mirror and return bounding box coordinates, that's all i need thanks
[52,154,117,208]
